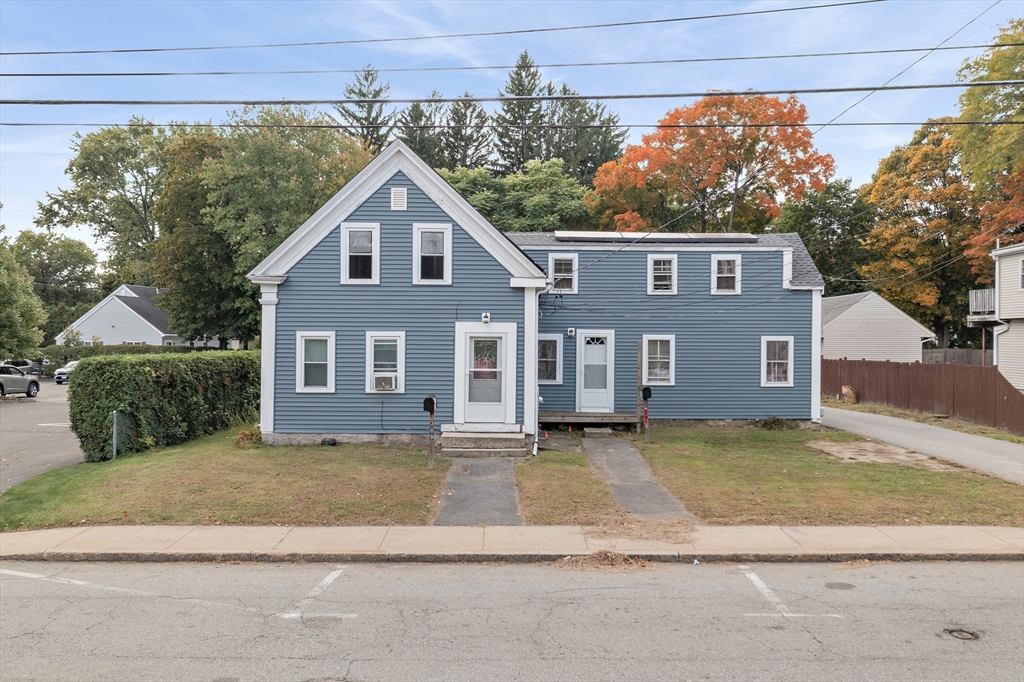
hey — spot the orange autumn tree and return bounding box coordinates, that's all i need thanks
[588,94,834,232]
[859,120,981,348]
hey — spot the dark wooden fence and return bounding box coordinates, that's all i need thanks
[822,359,1024,436]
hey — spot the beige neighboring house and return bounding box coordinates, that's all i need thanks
[55,285,184,347]
[821,291,935,362]
[986,243,1024,391]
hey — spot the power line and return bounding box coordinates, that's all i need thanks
[1,120,1020,130]
[0,0,885,57]
[5,42,1018,78]
[4,80,1021,106]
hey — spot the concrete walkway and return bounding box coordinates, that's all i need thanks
[823,408,1024,484]
[582,437,698,523]
[1,524,1020,563]
[433,459,523,526]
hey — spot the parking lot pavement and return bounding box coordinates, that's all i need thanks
[0,381,86,493]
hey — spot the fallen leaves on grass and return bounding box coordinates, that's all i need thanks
[554,550,655,572]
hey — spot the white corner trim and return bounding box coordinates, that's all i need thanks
[364,331,407,394]
[811,290,822,422]
[992,323,1009,365]
[761,335,795,388]
[711,254,742,295]
[340,222,380,285]
[647,253,678,295]
[782,248,793,290]
[510,276,548,288]
[524,289,539,435]
[248,141,545,280]
[259,285,278,433]
[641,334,676,386]
[412,223,453,285]
[548,252,579,294]
[295,331,336,393]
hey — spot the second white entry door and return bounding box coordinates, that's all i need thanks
[577,331,614,412]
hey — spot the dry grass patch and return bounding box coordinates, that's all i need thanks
[637,425,1023,527]
[0,429,449,531]
[823,397,1022,443]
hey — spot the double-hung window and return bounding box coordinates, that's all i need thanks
[761,336,794,387]
[548,253,578,294]
[413,223,452,285]
[538,334,563,384]
[711,254,741,295]
[648,254,677,295]
[365,332,406,393]
[296,332,335,393]
[642,334,675,385]
[341,223,380,284]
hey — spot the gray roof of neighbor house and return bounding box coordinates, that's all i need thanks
[821,291,873,327]
[504,231,825,289]
[116,285,171,334]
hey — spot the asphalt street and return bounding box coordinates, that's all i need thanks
[0,381,86,493]
[1,560,1021,681]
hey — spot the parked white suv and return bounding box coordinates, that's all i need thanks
[54,361,79,385]
[0,364,40,397]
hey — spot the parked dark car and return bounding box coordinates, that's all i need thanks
[5,359,42,376]
[0,364,40,397]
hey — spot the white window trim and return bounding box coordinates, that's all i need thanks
[711,254,742,295]
[365,331,407,394]
[340,222,380,285]
[390,186,408,211]
[642,334,675,386]
[548,252,579,295]
[295,331,335,394]
[412,223,453,285]
[761,335,794,388]
[647,254,678,295]
[537,333,563,385]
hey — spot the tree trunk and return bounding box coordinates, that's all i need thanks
[727,174,739,233]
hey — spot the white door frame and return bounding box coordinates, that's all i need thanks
[576,329,615,413]
[454,321,518,427]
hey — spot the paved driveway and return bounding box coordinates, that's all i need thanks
[0,381,86,493]
[822,407,1024,484]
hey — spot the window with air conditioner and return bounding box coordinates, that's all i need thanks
[366,332,406,393]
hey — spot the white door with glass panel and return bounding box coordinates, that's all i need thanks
[577,331,614,412]
[466,336,505,422]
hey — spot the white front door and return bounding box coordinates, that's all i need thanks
[577,330,614,412]
[466,336,505,422]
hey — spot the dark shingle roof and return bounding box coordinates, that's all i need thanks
[504,231,824,289]
[116,286,171,334]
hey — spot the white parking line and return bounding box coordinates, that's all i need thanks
[36,423,71,427]
[738,565,843,619]
[275,567,358,620]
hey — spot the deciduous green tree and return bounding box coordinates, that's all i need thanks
[0,245,47,359]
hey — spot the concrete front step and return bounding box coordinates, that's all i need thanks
[440,432,530,458]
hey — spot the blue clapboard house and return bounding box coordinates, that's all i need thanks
[248,142,824,450]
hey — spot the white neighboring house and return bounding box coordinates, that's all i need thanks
[990,243,1024,391]
[821,291,935,362]
[54,285,194,347]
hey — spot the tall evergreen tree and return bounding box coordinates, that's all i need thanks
[333,65,395,154]
[493,51,545,175]
[541,83,626,185]
[396,91,446,168]
[442,93,492,170]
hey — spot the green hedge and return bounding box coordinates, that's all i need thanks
[68,351,260,461]
[39,344,213,376]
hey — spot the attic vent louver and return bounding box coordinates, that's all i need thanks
[390,187,407,211]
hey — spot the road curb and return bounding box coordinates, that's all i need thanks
[3,550,1021,563]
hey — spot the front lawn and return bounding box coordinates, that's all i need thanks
[637,426,1023,527]
[0,429,449,531]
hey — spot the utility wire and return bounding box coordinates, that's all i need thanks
[5,42,1018,78]
[0,0,885,56]
[1,120,1020,129]
[4,81,1020,106]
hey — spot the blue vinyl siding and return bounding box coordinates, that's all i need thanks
[274,172,525,433]
[533,247,813,419]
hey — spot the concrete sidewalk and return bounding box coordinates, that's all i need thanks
[822,407,1024,484]
[2,525,1020,563]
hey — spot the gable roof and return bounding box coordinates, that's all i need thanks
[248,140,545,282]
[822,291,934,337]
[507,231,825,289]
[55,284,173,343]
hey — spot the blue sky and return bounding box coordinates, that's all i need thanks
[0,0,1019,257]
